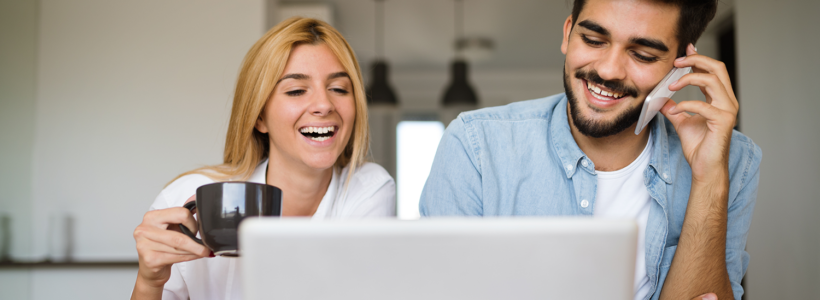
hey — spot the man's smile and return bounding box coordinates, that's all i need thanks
[586,80,627,100]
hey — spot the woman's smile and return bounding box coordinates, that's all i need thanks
[299,125,338,143]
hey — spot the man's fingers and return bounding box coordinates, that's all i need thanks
[668,73,737,113]
[690,293,718,300]
[673,44,738,108]
[659,99,689,128]
[666,101,734,128]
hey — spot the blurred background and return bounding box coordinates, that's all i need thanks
[0,0,817,299]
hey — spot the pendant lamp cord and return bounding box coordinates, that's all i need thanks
[376,0,385,59]
[455,0,463,55]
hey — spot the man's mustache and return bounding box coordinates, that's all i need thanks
[574,69,639,98]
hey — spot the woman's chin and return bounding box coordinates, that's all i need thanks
[300,155,340,171]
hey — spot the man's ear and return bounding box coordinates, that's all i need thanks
[561,15,573,55]
[254,113,269,134]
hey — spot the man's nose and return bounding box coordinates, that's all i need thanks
[309,89,335,116]
[594,48,627,82]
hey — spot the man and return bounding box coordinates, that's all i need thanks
[419,0,761,299]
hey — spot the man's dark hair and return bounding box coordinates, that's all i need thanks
[571,0,718,57]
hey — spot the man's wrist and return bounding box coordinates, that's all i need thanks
[691,164,729,189]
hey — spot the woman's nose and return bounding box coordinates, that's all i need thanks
[309,89,335,116]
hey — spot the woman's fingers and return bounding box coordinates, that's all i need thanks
[141,207,198,234]
[136,225,210,257]
[138,243,203,270]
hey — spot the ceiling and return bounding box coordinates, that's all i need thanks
[276,0,734,71]
[278,0,574,70]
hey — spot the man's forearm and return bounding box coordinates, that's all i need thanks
[659,172,734,300]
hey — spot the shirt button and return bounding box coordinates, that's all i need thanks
[582,160,589,167]
[580,199,589,208]
[566,164,573,171]
[663,173,669,179]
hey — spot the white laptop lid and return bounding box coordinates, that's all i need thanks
[239,218,637,300]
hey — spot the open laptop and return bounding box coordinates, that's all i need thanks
[239,218,637,300]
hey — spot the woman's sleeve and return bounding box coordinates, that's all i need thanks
[161,264,189,300]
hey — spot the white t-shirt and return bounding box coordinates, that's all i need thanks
[593,135,653,300]
[148,159,396,300]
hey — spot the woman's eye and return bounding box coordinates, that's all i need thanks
[285,89,306,96]
[331,88,349,95]
[581,34,605,46]
[632,51,659,63]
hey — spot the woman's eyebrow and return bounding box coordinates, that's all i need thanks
[327,72,349,80]
[277,73,309,83]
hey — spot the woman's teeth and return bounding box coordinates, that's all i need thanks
[300,126,335,134]
[587,81,624,99]
[299,126,336,141]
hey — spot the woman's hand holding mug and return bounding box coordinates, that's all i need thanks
[133,195,210,295]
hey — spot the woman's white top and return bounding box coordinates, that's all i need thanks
[148,160,396,300]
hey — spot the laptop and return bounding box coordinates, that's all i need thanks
[239,217,637,300]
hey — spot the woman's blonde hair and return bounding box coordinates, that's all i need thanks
[171,17,369,184]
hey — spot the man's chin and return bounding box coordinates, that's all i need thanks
[568,94,643,138]
[562,67,643,138]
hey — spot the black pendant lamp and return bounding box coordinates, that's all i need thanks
[366,0,398,105]
[442,0,478,106]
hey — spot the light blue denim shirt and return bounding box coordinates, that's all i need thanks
[420,94,761,300]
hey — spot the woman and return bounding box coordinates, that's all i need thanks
[131,17,396,300]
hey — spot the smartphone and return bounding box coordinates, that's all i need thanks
[634,66,692,135]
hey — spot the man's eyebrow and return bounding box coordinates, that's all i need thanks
[328,72,349,80]
[277,73,309,83]
[577,20,609,36]
[629,37,670,52]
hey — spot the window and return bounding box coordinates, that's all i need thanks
[395,120,445,220]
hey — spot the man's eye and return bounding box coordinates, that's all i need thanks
[286,89,306,96]
[581,34,605,46]
[632,51,659,63]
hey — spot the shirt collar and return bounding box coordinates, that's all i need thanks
[550,95,591,178]
[647,116,673,184]
[549,94,672,184]
[248,159,268,184]
[245,159,344,216]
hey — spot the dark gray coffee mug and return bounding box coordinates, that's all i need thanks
[179,182,282,256]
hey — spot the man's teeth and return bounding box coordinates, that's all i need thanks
[586,81,623,99]
[299,126,335,134]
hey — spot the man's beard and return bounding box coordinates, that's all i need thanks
[563,67,643,138]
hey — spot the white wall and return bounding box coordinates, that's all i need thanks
[2,2,266,299]
[29,0,265,261]
[736,0,820,298]
[0,0,37,261]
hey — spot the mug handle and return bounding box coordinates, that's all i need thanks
[178,201,204,245]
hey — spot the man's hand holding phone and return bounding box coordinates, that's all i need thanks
[657,44,740,300]
[660,43,739,182]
